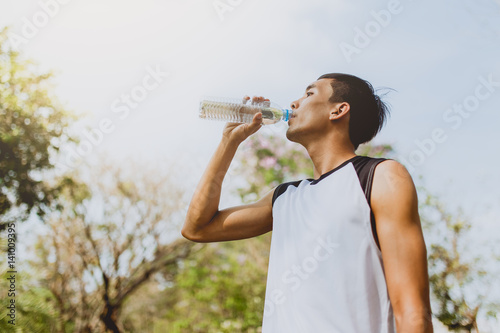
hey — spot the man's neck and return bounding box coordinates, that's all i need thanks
[305,138,357,179]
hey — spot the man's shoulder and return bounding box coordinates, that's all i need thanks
[372,159,412,183]
[371,159,416,201]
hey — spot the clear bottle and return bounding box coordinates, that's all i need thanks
[199,96,293,125]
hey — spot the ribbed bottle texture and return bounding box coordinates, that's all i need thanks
[199,96,292,125]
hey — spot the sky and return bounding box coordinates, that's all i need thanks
[1,0,500,330]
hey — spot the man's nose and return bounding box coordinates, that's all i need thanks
[291,100,299,109]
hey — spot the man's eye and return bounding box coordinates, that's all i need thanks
[306,92,313,97]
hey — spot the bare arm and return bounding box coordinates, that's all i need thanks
[371,160,433,333]
[182,96,274,243]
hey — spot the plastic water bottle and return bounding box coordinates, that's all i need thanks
[199,96,293,125]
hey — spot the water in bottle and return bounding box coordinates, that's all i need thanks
[199,96,293,125]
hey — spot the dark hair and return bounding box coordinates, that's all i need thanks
[317,73,390,150]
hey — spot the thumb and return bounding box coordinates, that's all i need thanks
[253,112,263,126]
[246,112,263,133]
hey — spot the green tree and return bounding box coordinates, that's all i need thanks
[421,194,500,332]
[0,27,77,230]
[0,25,81,333]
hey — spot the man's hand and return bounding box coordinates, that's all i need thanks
[222,95,268,144]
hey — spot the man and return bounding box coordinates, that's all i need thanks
[182,73,433,332]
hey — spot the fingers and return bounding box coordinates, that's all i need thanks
[251,96,262,105]
[242,95,270,106]
[250,96,269,106]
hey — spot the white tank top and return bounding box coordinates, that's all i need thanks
[262,155,396,332]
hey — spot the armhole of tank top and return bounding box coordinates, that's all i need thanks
[365,158,390,253]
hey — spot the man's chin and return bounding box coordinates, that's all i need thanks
[285,128,299,143]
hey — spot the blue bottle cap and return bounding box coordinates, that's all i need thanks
[283,109,293,121]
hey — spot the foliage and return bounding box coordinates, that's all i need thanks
[0,27,78,230]
[0,267,60,332]
[421,193,500,332]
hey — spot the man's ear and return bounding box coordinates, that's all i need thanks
[329,102,350,121]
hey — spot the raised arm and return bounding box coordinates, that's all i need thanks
[371,160,434,333]
[181,96,275,243]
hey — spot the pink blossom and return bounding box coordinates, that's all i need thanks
[259,156,277,168]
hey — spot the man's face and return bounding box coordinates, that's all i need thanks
[286,78,338,143]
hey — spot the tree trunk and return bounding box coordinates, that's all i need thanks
[100,304,121,333]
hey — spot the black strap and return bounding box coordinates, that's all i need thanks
[365,158,387,251]
[365,159,380,202]
[272,180,302,206]
[351,156,388,252]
